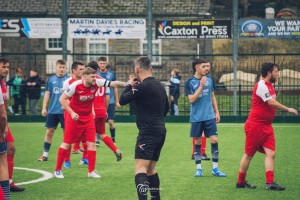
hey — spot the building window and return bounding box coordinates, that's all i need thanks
[46,38,62,50]
[87,38,108,62]
[141,29,161,65]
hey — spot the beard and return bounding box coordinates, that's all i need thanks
[270,75,277,83]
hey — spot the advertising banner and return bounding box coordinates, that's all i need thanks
[68,18,146,39]
[155,20,231,39]
[0,18,61,38]
[239,19,300,38]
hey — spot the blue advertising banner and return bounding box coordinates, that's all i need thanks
[239,19,300,38]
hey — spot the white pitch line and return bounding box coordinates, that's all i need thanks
[14,167,53,185]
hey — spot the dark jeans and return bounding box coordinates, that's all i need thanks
[12,94,27,115]
[170,97,179,116]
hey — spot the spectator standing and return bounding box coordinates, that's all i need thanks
[27,69,42,115]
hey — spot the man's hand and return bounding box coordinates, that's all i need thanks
[41,109,47,117]
[170,96,174,102]
[215,113,220,123]
[116,102,120,108]
[200,76,207,88]
[287,108,298,115]
[71,112,79,120]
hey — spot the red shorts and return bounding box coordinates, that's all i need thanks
[95,117,106,135]
[244,120,275,156]
[6,125,14,143]
[64,116,96,144]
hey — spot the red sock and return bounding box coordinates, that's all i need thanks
[65,146,71,162]
[103,136,117,153]
[82,142,88,159]
[201,136,206,155]
[7,153,14,180]
[266,170,274,184]
[87,150,96,173]
[238,172,247,185]
[0,186,4,200]
[191,138,195,155]
[55,148,67,171]
[73,142,80,151]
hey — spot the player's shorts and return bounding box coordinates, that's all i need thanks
[0,141,7,153]
[45,114,64,129]
[135,132,166,161]
[64,116,96,144]
[5,126,14,143]
[107,104,115,120]
[95,117,106,135]
[244,120,275,156]
[190,119,217,138]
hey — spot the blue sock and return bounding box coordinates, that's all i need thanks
[110,128,115,142]
[211,143,219,163]
[194,144,202,167]
[0,180,10,200]
[44,142,51,152]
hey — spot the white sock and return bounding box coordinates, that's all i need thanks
[43,152,49,157]
[196,164,202,170]
[212,162,218,169]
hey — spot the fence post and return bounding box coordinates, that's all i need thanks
[238,84,242,117]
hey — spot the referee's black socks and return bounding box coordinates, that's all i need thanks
[148,173,161,200]
[135,173,149,200]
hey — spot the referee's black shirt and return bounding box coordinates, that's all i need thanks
[120,77,169,135]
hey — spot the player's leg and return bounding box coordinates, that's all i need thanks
[201,132,210,160]
[0,141,10,200]
[85,120,100,178]
[79,140,88,165]
[206,119,226,177]
[38,114,58,161]
[190,122,203,177]
[107,104,116,142]
[174,97,179,116]
[236,120,256,189]
[72,141,81,154]
[58,114,71,169]
[54,142,70,179]
[7,140,25,192]
[97,118,122,161]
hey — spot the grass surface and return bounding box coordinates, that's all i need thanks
[8,123,300,200]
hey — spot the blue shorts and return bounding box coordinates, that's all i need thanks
[0,141,7,153]
[190,119,218,138]
[107,104,115,121]
[45,114,64,129]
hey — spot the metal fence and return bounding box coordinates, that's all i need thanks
[2,53,300,117]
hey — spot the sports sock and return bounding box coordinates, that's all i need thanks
[237,172,247,185]
[7,153,14,180]
[55,147,67,171]
[211,143,219,169]
[102,136,117,153]
[191,139,195,156]
[87,150,96,173]
[201,136,206,155]
[82,142,88,159]
[96,133,100,143]
[135,173,149,200]
[43,142,51,157]
[110,128,115,142]
[148,173,160,200]
[194,144,202,169]
[73,142,80,151]
[0,180,10,200]
[266,170,274,184]
[64,146,71,162]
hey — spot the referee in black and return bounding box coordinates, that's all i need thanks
[120,56,169,200]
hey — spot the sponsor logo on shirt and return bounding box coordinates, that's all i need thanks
[79,95,94,102]
[53,87,63,94]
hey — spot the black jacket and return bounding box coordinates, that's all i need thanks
[26,75,42,99]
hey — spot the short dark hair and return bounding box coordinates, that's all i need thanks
[192,58,210,72]
[71,61,84,71]
[135,56,151,70]
[56,59,66,65]
[98,57,107,62]
[88,61,99,71]
[261,63,277,78]
[30,69,38,73]
[83,67,96,75]
[0,57,10,64]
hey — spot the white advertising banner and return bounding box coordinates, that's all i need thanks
[68,18,146,39]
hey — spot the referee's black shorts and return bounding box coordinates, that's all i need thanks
[135,133,166,161]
